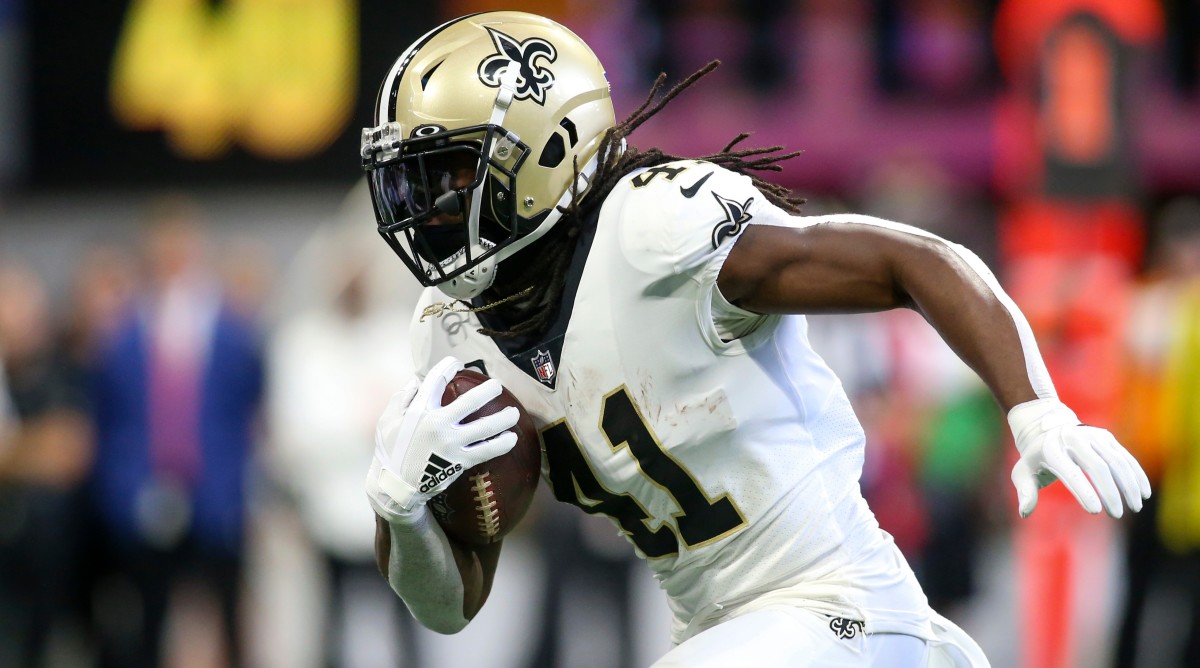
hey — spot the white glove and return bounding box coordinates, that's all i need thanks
[366,356,519,523]
[1008,398,1151,519]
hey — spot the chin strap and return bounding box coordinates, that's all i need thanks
[439,144,603,301]
[436,64,523,301]
[496,134,623,263]
[468,65,521,251]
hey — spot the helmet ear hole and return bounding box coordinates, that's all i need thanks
[538,116,579,168]
[538,133,566,168]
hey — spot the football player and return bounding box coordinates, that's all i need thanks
[361,11,1150,666]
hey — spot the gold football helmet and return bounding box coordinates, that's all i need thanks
[361,11,615,299]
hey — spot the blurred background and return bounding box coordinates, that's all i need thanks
[0,0,1198,666]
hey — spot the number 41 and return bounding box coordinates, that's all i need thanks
[541,387,747,558]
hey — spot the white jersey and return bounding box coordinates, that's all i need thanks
[410,161,934,644]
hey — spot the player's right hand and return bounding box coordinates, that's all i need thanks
[366,356,519,522]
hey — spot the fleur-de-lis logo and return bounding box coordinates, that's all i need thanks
[710,192,755,249]
[477,27,557,105]
[828,617,864,640]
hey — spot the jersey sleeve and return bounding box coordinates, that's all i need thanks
[609,161,794,345]
[612,161,795,282]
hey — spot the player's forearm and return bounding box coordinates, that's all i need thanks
[373,510,483,634]
[893,236,1050,412]
[721,215,1056,412]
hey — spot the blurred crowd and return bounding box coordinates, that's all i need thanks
[0,186,415,668]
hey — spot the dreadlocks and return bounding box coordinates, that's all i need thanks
[589,61,806,217]
[476,61,805,340]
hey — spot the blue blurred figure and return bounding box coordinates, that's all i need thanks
[88,198,263,668]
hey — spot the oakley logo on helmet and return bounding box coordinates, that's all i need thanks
[710,192,754,249]
[411,124,446,138]
[477,27,558,105]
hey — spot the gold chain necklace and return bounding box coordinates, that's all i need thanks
[419,286,534,322]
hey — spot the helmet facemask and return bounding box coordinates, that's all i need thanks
[364,121,535,298]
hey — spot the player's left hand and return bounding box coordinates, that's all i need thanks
[1008,398,1151,519]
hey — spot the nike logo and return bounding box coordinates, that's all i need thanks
[679,172,714,198]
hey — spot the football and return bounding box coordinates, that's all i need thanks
[429,369,541,547]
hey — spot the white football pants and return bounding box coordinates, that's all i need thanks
[651,606,990,667]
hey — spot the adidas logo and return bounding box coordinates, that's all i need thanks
[419,453,463,494]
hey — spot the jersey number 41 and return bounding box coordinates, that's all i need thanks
[542,386,747,558]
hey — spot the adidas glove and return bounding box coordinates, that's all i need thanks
[366,356,520,523]
[1009,398,1151,519]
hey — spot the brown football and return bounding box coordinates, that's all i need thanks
[429,369,540,547]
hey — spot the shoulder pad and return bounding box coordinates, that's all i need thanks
[612,161,790,277]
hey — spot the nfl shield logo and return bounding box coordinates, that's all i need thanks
[531,349,556,385]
